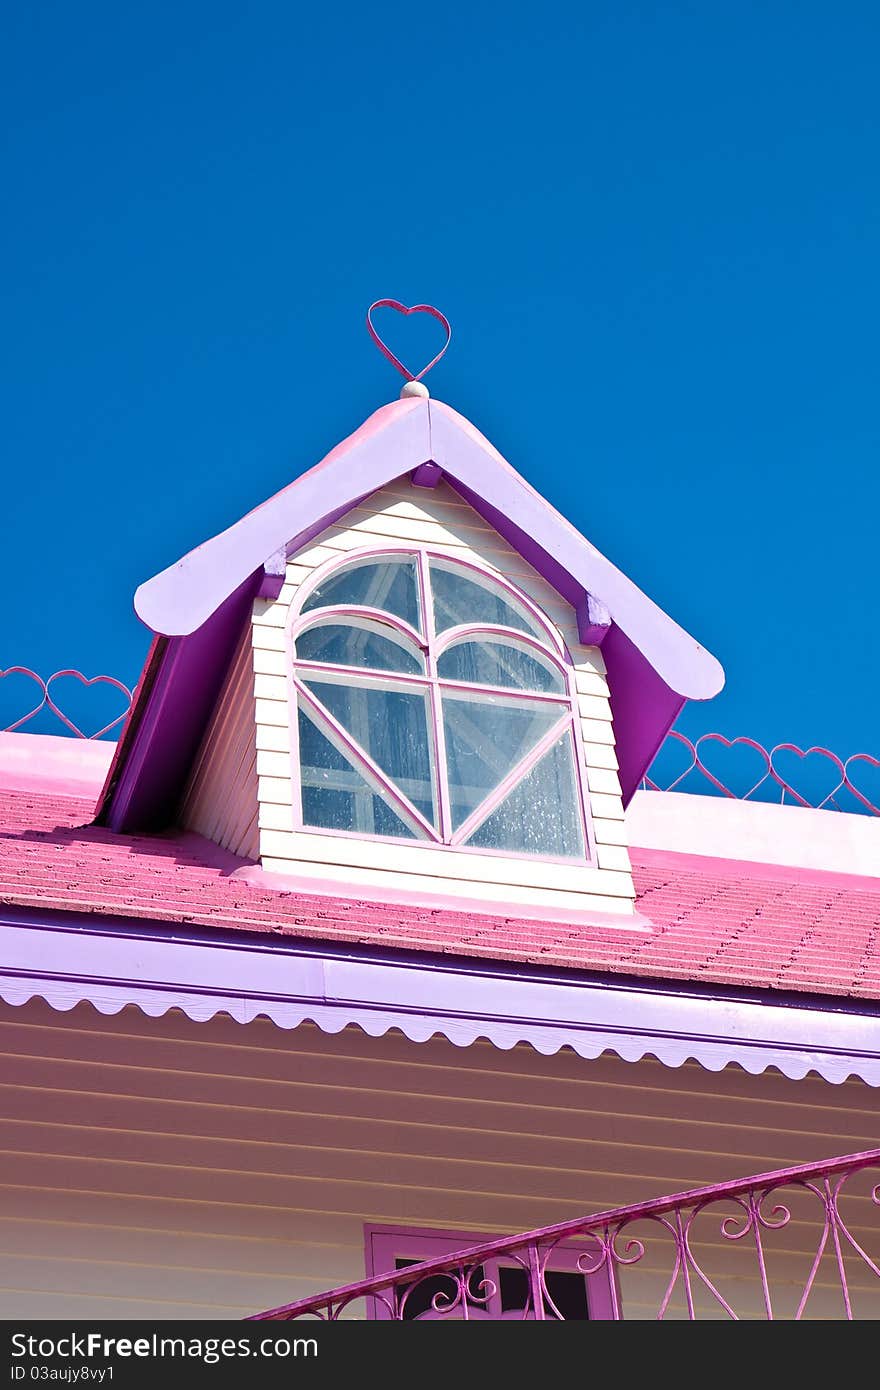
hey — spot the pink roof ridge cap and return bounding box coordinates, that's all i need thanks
[133,398,428,637]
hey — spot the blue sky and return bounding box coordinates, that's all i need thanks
[1,3,878,774]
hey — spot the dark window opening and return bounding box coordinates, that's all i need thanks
[498,1265,590,1319]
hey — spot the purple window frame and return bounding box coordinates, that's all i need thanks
[286,545,596,865]
[363,1223,618,1320]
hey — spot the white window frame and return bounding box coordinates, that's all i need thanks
[287,546,594,865]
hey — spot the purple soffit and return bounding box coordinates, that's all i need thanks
[103,397,724,829]
[1,910,877,1087]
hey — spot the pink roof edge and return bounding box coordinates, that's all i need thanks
[133,396,724,703]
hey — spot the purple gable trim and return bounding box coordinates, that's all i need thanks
[448,477,588,612]
[112,394,724,828]
[101,573,260,832]
[1,909,878,1086]
[411,462,443,488]
[429,401,724,699]
[134,396,723,701]
[579,595,612,647]
[259,547,288,600]
[602,627,686,805]
[135,401,429,637]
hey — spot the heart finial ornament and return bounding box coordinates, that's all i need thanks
[366,300,451,384]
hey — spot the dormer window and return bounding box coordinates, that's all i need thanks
[290,550,589,860]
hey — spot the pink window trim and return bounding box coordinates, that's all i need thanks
[363,1223,618,1321]
[420,547,454,840]
[285,544,596,866]
[297,605,425,653]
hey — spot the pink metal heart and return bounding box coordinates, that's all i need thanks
[0,667,48,733]
[768,742,848,810]
[694,733,773,801]
[642,729,697,792]
[843,752,880,815]
[366,299,451,382]
[44,670,134,740]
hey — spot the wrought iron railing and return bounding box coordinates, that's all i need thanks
[0,666,877,814]
[249,1148,880,1320]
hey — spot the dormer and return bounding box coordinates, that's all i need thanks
[96,344,723,921]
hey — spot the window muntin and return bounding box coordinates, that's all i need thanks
[291,550,588,860]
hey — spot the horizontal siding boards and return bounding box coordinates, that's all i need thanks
[257,853,634,916]
[0,1001,877,1320]
[256,829,634,895]
[255,479,634,910]
[180,627,259,860]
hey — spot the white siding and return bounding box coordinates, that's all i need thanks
[0,999,877,1320]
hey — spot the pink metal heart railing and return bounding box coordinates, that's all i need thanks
[249,1148,880,1321]
[1,666,877,814]
[641,729,880,815]
[0,667,133,741]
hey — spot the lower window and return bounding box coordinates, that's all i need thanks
[364,1225,617,1320]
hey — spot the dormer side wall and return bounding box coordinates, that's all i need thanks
[179,624,260,860]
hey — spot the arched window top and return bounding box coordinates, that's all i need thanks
[301,554,422,632]
[289,549,588,861]
[297,550,562,650]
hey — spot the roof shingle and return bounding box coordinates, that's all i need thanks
[1,787,878,1001]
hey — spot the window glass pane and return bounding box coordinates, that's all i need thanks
[437,639,563,692]
[296,623,424,674]
[442,696,566,830]
[298,707,420,838]
[466,735,585,857]
[430,562,544,638]
[498,1266,590,1320]
[304,680,437,828]
[543,1269,591,1320]
[301,558,420,630]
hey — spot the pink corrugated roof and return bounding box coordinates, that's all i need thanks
[1,787,878,1000]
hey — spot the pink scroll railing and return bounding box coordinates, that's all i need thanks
[249,1148,880,1321]
[0,667,877,814]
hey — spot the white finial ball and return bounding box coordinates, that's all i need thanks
[400,380,430,399]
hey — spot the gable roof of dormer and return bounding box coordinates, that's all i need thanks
[96,396,724,832]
